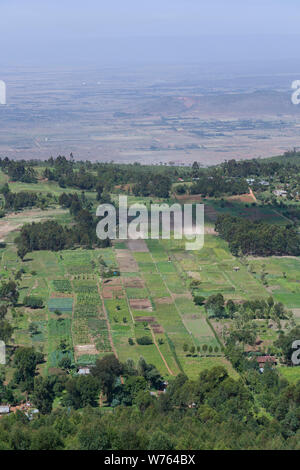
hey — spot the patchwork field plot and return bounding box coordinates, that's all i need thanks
[129,298,153,311]
[6,201,298,383]
[115,249,138,272]
[249,257,300,308]
[52,279,72,293]
[107,235,245,378]
[48,297,73,313]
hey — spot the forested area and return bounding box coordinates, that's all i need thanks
[190,175,249,197]
[1,362,300,450]
[0,159,37,183]
[215,214,300,256]
[14,191,110,259]
[220,155,300,178]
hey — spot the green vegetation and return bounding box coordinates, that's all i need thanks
[0,155,299,451]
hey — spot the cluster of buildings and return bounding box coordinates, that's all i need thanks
[0,402,39,419]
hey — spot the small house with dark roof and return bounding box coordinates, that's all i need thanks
[256,356,277,369]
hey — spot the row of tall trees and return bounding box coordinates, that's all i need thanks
[215,214,300,256]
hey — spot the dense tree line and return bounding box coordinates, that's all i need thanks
[0,159,37,183]
[15,217,110,259]
[0,183,56,212]
[3,190,38,211]
[190,175,249,197]
[220,157,300,179]
[202,293,291,321]
[215,214,300,256]
[15,189,111,258]
[132,174,172,198]
[1,362,300,449]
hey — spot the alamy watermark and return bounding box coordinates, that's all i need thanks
[0,80,6,105]
[291,340,300,365]
[96,196,204,251]
[0,341,5,365]
[291,80,300,105]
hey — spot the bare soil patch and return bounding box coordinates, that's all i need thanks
[0,222,22,241]
[103,277,122,286]
[135,316,156,323]
[226,192,256,204]
[172,293,193,299]
[123,277,145,288]
[204,205,219,222]
[205,226,217,235]
[75,344,98,357]
[102,286,124,299]
[135,316,164,333]
[175,193,203,202]
[152,324,164,334]
[154,297,173,304]
[115,249,139,272]
[129,298,153,311]
[187,271,201,280]
[50,292,73,298]
[292,308,300,318]
[127,239,149,252]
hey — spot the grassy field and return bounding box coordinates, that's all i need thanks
[1,184,299,383]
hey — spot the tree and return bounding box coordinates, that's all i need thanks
[136,336,153,345]
[147,430,175,450]
[13,347,44,391]
[0,304,8,320]
[91,355,123,403]
[59,356,72,371]
[226,299,236,317]
[192,161,200,179]
[29,323,39,336]
[23,296,44,309]
[193,295,205,306]
[205,293,225,318]
[0,280,19,305]
[0,319,13,343]
[31,427,63,450]
[78,425,110,450]
[33,377,55,414]
[65,375,100,409]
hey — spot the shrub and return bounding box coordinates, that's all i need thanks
[23,296,44,309]
[136,336,153,346]
[193,295,205,306]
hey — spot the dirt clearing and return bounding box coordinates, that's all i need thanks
[115,249,139,272]
[129,299,153,311]
[123,277,145,288]
[127,239,149,252]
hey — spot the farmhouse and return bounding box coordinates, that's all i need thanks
[78,367,91,375]
[0,405,10,415]
[273,189,287,197]
[256,356,277,369]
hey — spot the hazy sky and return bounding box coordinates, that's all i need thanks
[1,0,300,66]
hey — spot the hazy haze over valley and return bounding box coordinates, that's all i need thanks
[1,0,300,164]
